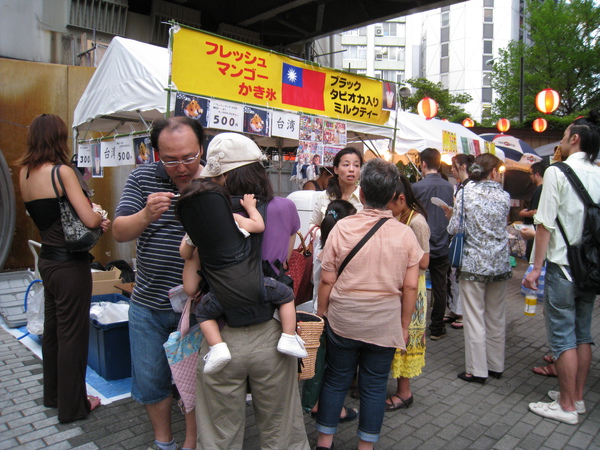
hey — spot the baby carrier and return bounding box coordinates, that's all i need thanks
[177,190,276,327]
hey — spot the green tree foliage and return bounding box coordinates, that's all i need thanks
[492,0,600,125]
[403,78,473,123]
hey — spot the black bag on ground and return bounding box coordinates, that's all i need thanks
[554,162,600,294]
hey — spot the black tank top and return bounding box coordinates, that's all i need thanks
[25,198,66,247]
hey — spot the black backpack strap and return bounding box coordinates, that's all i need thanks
[554,162,595,207]
[553,162,594,247]
[338,217,390,277]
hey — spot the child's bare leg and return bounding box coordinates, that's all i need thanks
[199,319,224,347]
[276,302,308,358]
[278,302,297,335]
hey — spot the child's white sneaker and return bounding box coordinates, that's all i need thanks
[277,333,308,358]
[203,342,231,374]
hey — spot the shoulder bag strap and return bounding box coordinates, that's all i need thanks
[459,186,465,231]
[51,165,61,199]
[338,217,390,277]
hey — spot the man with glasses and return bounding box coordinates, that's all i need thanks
[113,116,204,450]
[519,162,547,260]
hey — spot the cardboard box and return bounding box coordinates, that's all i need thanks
[88,293,131,380]
[91,267,122,296]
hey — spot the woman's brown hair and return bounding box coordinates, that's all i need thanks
[19,114,72,168]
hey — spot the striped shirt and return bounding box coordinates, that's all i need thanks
[115,163,184,310]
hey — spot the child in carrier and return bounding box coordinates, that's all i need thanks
[177,179,307,374]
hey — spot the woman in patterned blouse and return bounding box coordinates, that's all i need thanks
[448,153,511,384]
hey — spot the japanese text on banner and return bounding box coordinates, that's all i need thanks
[171,26,389,125]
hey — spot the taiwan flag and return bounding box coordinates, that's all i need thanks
[282,63,326,111]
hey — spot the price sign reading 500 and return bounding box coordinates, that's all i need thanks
[209,99,243,132]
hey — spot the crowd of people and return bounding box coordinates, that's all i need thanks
[17,110,600,449]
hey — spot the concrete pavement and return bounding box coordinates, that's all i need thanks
[1,258,599,449]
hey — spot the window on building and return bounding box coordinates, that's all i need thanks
[484,0,494,7]
[441,27,450,42]
[484,8,493,23]
[441,43,449,58]
[397,72,405,84]
[482,87,493,103]
[483,24,493,39]
[441,57,449,73]
[483,72,492,87]
[374,70,383,79]
[344,45,367,59]
[482,105,492,118]
[441,74,449,89]
[441,11,450,28]
[483,40,493,54]
[383,22,397,36]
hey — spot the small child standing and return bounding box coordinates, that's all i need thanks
[178,180,307,374]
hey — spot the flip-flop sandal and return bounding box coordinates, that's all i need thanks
[443,314,457,323]
[532,364,558,377]
[385,394,414,411]
[339,406,358,423]
[450,318,463,329]
[543,355,556,364]
[87,395,101,411]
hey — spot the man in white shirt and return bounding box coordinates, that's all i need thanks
[524,111,600,425]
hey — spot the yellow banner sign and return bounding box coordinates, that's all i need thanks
[171,26,390,125]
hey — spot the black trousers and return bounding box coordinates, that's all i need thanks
[428,254,450,335]
[39,257,92,423]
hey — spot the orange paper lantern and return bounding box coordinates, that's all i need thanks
[417,97,438,119]
[497,118,510,133]
[535,88,560,114]
[462,118,474,127]
[533,118,548,133]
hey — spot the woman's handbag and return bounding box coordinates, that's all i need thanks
[288,231,314,306]
[163,292,203,414]
[448,188,465,268]
[51,165,102,253]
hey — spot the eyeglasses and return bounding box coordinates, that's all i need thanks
[160,151,200,168]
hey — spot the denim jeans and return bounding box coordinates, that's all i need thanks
[129,301,182,404]
[316,322,395,443]
[544,261,596,359]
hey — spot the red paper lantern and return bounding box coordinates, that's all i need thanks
[417,97,438,119]
[535,88,560,114]
[497,118,510,133]
[462,118,474,127]
[533,118,548,133]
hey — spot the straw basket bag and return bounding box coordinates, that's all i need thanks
[296,312,324,380]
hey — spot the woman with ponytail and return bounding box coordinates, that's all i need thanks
[448,153,511,384]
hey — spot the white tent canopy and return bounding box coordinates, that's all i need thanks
[73,37,173,137]
[385,111,502,159]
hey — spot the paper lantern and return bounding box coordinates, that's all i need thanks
[462,118,474,127]
[497,118,510,133]
[533,118,548,133]
[417,97,438,119]
[535,88,560,114]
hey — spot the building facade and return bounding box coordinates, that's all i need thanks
[315,0,527,122]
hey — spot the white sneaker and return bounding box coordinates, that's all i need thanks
[547,390,586,414]
[529,400,578,425]
[203,342,231,374]
[277,333,308,358]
